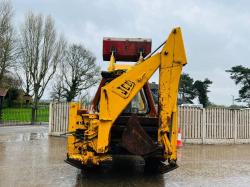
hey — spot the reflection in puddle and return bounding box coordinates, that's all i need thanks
[75,157,166,187]
[0,132,48,142]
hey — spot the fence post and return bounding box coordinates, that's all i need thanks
[48,102,53,135]
[234,110,237,143]
[202,108,206,144]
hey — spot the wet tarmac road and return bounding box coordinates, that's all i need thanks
[1,126,250,187]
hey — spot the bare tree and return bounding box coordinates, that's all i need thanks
[19,12,65,123]
[50,74,64,102]
[0,1,17,86]
[21,56,32,96]
[79,91,91,109]
[61,44,100,102]
[1,72,22,89]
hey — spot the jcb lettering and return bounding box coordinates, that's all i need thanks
[113,80,135,98]
[116,86,128,95]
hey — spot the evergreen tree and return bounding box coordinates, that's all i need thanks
[193,78,212,108]
[178,73,196,104]
[226,65,250,106]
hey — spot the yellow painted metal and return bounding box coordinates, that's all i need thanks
[67,102,82,155]
[108,52,116,71]
[112,64,132,71]
[158,28,187,161]
[67,27,187,166]
[108,52,132,71]
[68,152,112,165]
[170,111,178,160]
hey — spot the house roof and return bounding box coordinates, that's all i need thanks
[0,88,8,97]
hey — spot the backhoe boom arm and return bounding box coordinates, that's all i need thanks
[97,27,187,158]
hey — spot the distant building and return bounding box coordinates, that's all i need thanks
[149,82,158,95]
[181,104,203,108]
[22,93,32,105]
[4,89,33,106]
[0,88,8,104]
[149,82,158,104]
[0,88,8,97]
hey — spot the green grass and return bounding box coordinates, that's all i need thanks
[2,107,49,122]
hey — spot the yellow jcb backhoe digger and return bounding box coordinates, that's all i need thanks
[65,27,187,173]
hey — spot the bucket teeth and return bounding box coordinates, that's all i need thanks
[121,114,157,155]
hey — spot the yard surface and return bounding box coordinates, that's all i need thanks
[0,125,250,187]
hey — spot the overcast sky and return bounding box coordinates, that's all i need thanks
[11,0,250,105]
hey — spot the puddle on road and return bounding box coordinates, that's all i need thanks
[0,132,48,142]
[74,157,166,187]
[75,172,165,187]
[1,126,250,186]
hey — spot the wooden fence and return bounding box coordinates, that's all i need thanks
[49,102,250,144]
[179,107,250,144]
[49,102,69,136]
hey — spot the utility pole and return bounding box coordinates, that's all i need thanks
[231,95,235,106]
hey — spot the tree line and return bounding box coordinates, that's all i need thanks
[0,1,100,122]
[0,0,249,124]
[179,65,250,108]
[226,65,250,107]
[178,74,212,108]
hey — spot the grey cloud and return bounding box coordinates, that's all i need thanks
[12,0,250,105]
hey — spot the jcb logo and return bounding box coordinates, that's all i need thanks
[113,80,135,98]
